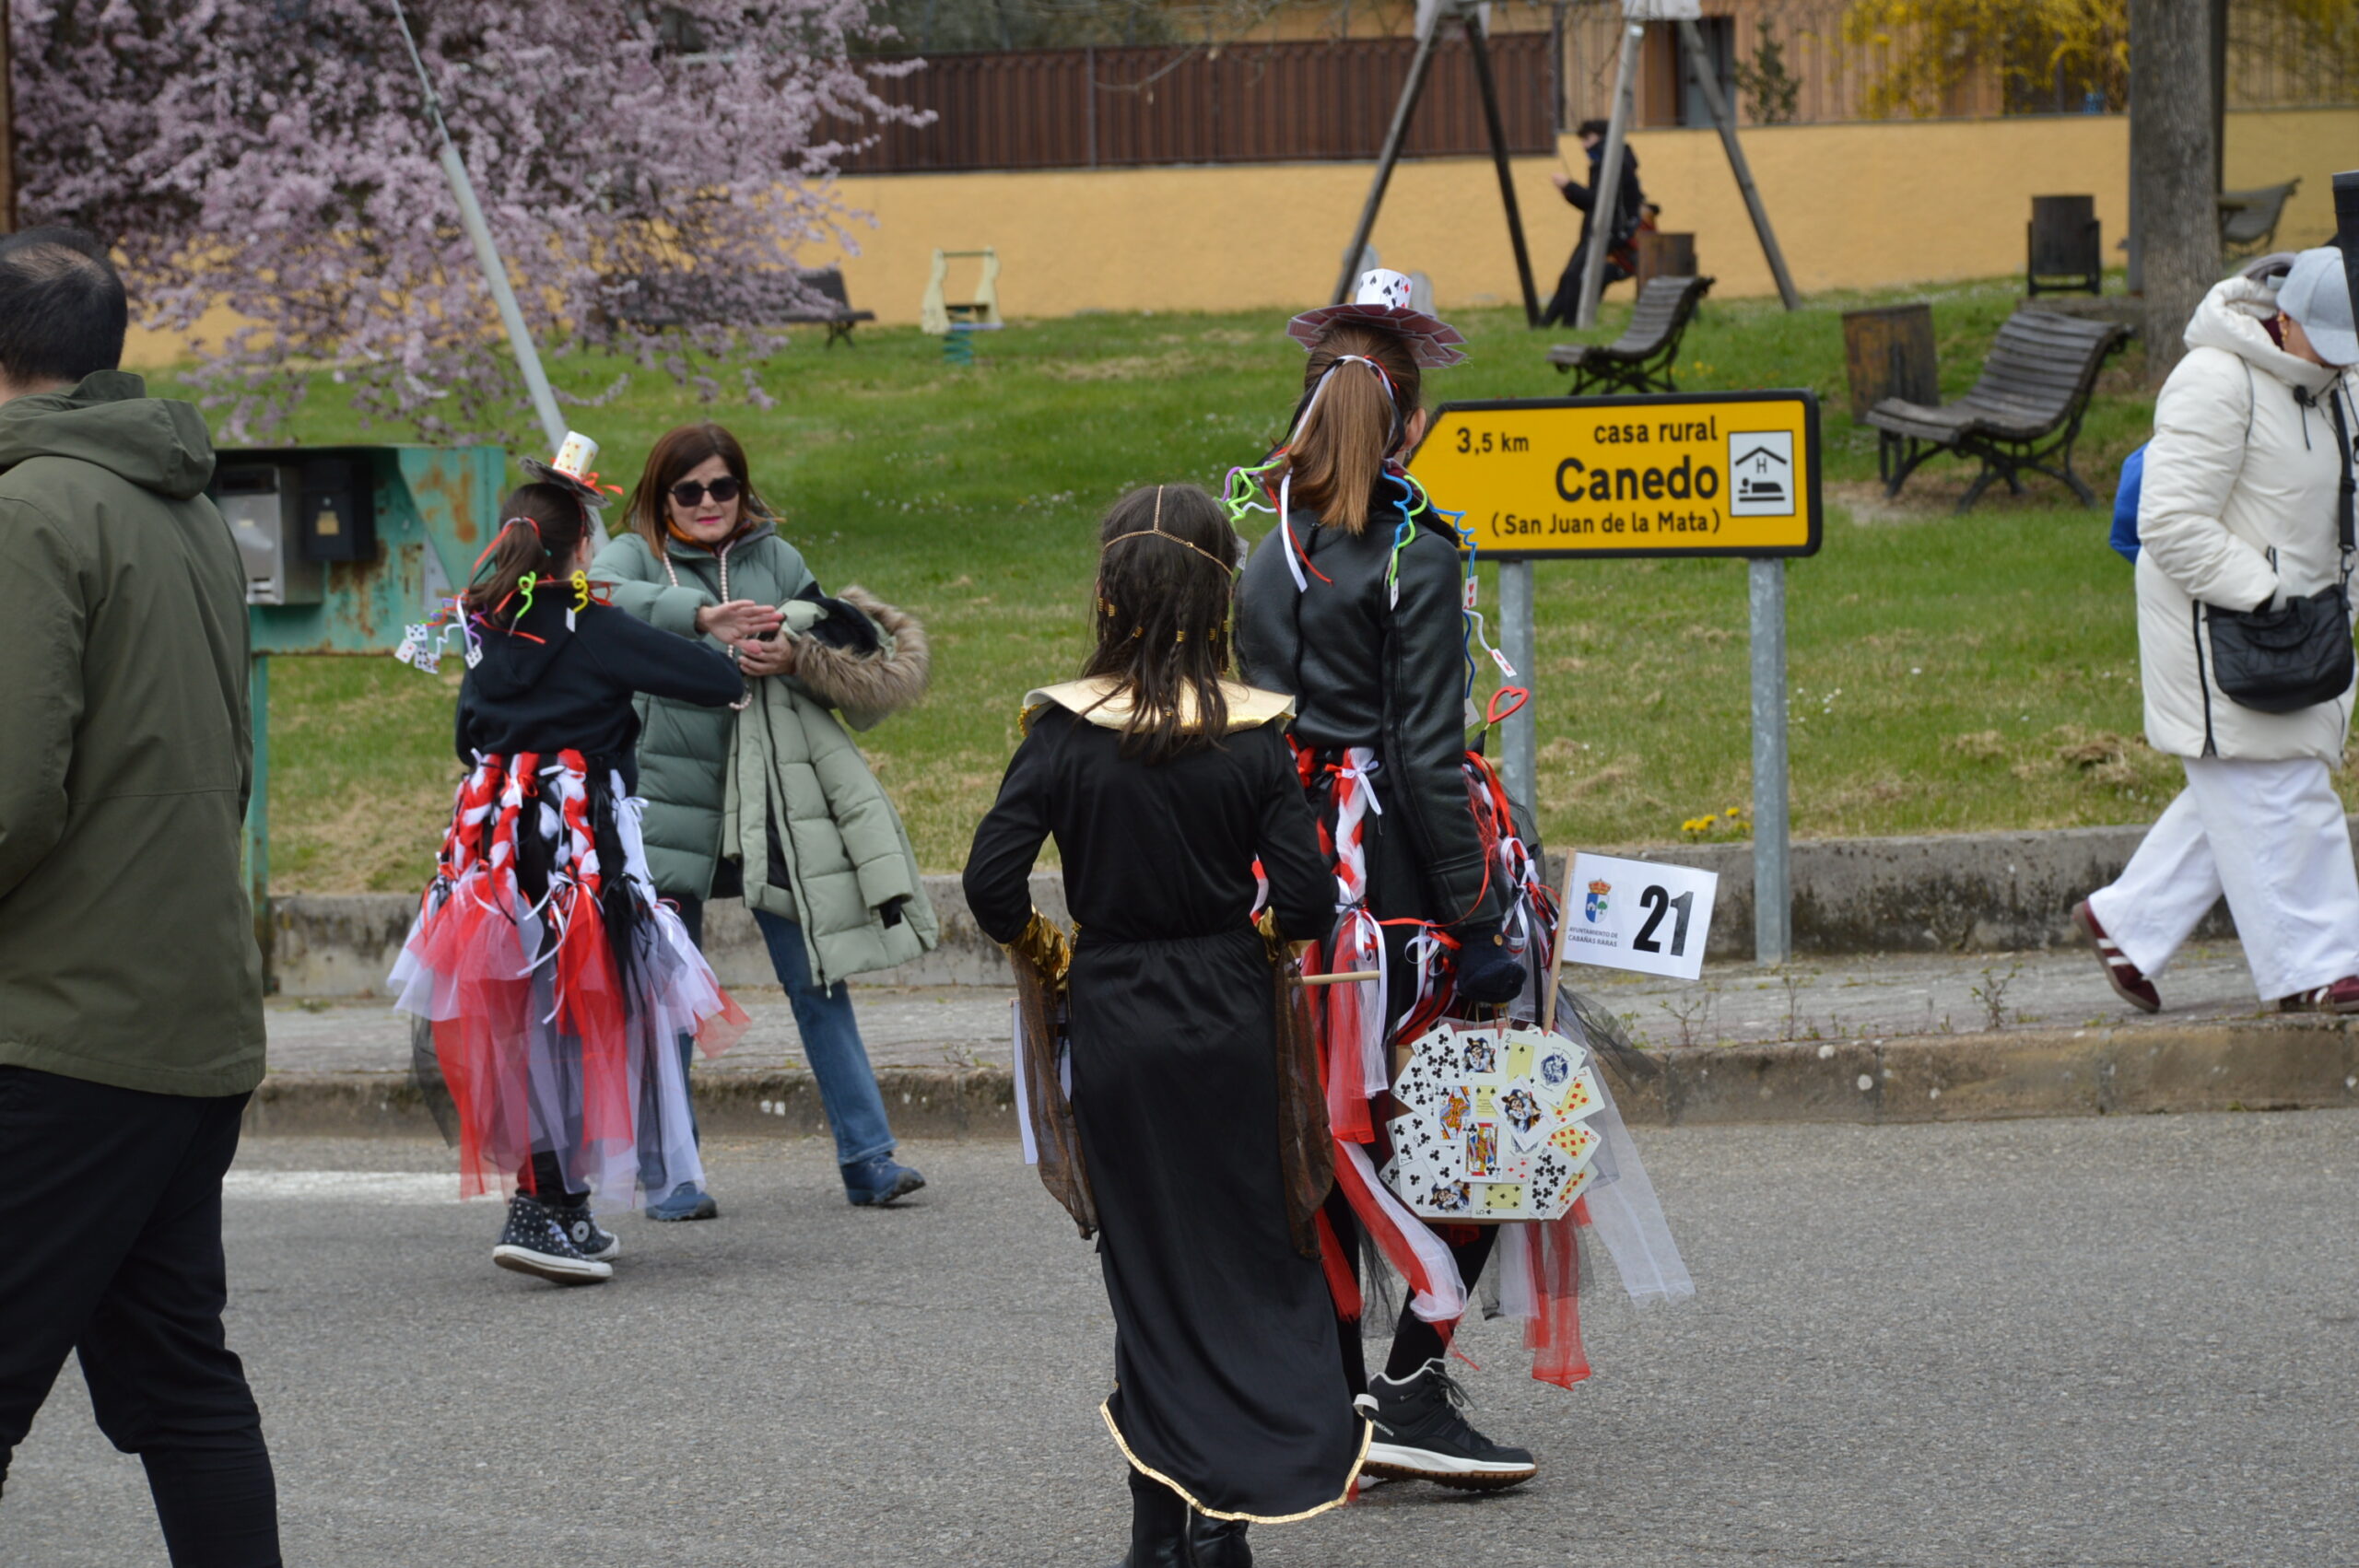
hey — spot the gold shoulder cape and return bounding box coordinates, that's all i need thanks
[1021,675,1295,734]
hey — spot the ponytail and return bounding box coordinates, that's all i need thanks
[1277,322,1422,534]
[463,483,592,623]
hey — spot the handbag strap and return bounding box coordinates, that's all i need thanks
[2330,381,2355,561]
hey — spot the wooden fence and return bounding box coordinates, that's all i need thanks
[842,32,1559,173]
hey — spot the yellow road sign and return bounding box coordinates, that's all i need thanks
[1408,392,1822,559]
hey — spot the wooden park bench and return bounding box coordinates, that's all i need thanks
[610,265,875,345]
[1546,275,1714,395]
[2219,180,2300,261]
[781,267,876,346]
[1862,310,2129,513]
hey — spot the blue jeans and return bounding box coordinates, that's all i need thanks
[675,897,898,1167]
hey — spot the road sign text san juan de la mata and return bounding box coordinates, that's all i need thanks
[1409,391,1824,560]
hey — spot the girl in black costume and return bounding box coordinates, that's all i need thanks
[964,484,1364,1567]
[1234,269,1541,1487]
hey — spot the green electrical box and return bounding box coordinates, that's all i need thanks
[210,444,508,977]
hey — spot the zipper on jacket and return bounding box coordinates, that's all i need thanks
[2190,601,2217,757]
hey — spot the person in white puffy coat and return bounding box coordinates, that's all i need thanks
[2075,247,2359,1013]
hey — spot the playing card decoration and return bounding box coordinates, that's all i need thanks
[1382,1022,1605,1223]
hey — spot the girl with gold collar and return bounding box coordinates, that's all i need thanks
[964,484,1363,1568]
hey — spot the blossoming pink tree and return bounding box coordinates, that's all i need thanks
[10,0,922,439]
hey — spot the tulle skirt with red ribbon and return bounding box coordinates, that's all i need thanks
[390,751,749,1207]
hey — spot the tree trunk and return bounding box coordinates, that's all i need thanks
[2129,0,2220,385]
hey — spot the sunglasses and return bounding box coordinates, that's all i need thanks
[669,476,744,509]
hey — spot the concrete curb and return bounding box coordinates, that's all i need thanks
[241,1017,2359,1140]
[269,819,2359,995]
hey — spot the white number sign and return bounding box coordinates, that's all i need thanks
[1556,851,1718,981]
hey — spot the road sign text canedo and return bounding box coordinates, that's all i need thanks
[1408,392,1821,560]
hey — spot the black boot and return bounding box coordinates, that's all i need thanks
[1114,1469,1193,1568]
[1191,1514,1250,1568]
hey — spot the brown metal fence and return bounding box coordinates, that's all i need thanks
[843,32,1559,172]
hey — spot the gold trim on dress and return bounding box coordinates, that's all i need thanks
[1097,1398,1372,1525]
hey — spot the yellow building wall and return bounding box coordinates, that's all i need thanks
[804,106,2355,323]
[122,106,2357,367]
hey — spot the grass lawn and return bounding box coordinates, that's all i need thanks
[182,275,2296,895]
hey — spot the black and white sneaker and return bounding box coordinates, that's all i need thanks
[553,1199,620,1262]
[1355,1359,1537,1491]
[492,1194,614,1285]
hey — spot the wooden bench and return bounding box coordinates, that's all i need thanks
[2219,180,2300,260]
[1545,275,1714,395]
[781,267,877,346]
[610,266,875,345]
[1862,310,2130,513]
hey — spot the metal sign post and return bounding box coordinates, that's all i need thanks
[388,0,568,451]
[1412,390,1821,965]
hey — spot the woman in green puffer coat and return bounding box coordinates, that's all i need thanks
[593,423,938,1215]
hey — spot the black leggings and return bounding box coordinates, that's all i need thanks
[1323,1187,1498,1393]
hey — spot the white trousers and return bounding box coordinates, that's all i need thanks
[2088,755,2359,1000]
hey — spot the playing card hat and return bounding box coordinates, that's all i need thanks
[2276,246,2358,368]
[1286,268,1468,369]
[519,430,616,509]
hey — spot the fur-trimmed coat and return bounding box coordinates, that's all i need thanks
[726,585,939,986]
[591,523,934,930]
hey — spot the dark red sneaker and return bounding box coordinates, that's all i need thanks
[2277,977,2359,1014]
[2071,900,2162,1013]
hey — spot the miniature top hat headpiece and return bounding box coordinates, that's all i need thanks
[519,430,616,509]
[1285,268,1468,369]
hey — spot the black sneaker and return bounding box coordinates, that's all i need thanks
[1355,1359,1537,1490]
[553,1199,620,1262]
[492,1194,614,1285]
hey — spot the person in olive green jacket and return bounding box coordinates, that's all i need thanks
[593,423,934,1215]
[0,230,280,1563]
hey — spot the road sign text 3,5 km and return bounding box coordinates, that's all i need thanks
[1409,391,1822,559]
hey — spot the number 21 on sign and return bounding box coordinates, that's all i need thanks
[1554,851,1719,982]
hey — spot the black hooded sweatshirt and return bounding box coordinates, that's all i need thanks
[455,594,743,789]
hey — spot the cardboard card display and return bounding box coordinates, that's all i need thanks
[1381,1020,1609,1224]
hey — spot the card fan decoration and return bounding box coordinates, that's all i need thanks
[1379,1021,1605,1223]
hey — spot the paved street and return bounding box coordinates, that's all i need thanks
[260,940,2274,1079]
[6,1112,2356,1567]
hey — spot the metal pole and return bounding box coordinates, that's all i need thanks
[1676,17,1799,310]
[1499,559,1536,806]
[1333,15,1447,304]
[1574,23,1643,329]
[1748,557,1790,965]
[1463,9,1543,325]
[389,0,567,452]
[244,652,272,988]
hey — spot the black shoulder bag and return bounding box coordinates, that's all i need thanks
[2206,384,2357,715]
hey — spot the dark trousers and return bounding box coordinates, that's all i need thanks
[0,1068,281,1567]
[1542,238,1629,326]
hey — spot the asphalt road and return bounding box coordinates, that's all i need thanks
[5,1112,2356,1568]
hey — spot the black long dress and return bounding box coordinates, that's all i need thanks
[964,698,1367,1522]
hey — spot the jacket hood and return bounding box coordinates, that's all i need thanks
[470,595,578,699]
[2183,277,2340,393]
[0,370,216,498]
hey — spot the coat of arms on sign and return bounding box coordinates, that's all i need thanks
[1584,878,1611,923]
